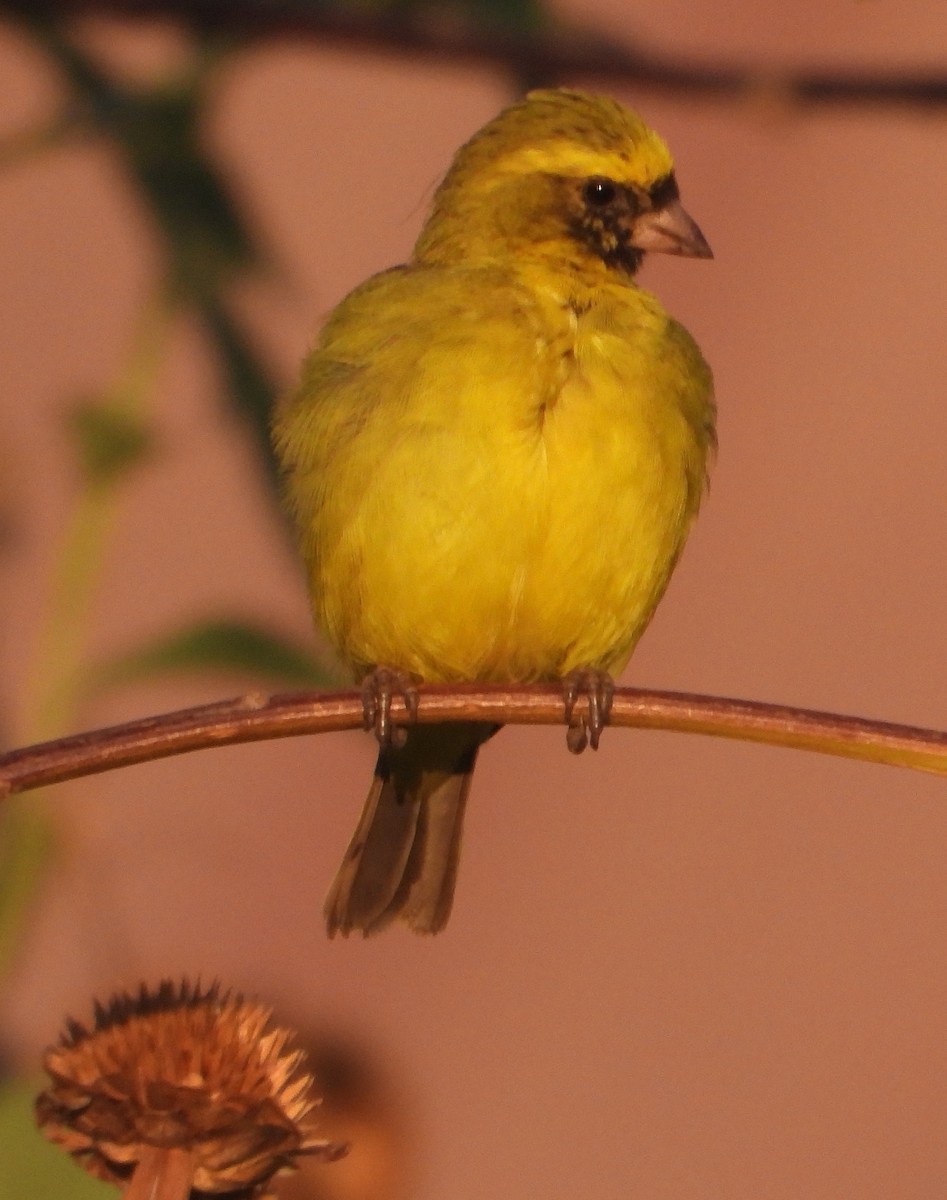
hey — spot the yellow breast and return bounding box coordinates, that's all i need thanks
[275,265,714,684]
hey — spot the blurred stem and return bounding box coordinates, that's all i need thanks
[0,286,175,983]
[26,288,173,739]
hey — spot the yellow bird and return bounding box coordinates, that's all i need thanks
[274,89,715,937]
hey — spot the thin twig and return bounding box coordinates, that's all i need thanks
[5,0,947,109]
[1,685,947,800]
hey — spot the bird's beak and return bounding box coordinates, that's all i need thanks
[631,199,713,259]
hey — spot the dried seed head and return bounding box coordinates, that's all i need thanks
[35,980,347,1198]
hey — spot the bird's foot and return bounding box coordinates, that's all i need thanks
[562,668,614,754]
[361,667,420,748]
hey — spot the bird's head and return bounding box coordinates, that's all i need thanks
[414,89,711,279]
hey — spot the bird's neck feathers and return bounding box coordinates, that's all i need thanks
[413,169,607,280]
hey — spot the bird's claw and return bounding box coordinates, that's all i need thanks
[361,667,420,748]
[562,668,614,754]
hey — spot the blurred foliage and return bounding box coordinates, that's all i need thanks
[15,19,285,496]
[19,20,258,297]
[91,617,333,689]
[346,0,548,28]
[68,399,155,490]
[6,0,549,32]
[0,807,54,986]
[0,1079,111,1199]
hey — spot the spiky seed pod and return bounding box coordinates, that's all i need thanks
[35,980,347,1198]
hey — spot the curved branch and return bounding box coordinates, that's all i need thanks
[1,685,946,800]
[5,0,947,110]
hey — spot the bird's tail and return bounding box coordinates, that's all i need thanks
[324,723,497,937]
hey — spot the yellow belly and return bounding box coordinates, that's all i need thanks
[276,262,714,685]
[313,302,709,683]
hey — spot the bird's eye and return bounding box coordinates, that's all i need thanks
[582,178,618,207]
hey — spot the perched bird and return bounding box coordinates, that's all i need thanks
[274,89,715,937]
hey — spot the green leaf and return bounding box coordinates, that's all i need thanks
[0,1077,111,1199]
[67,401,154,489]
[91,618,333,690]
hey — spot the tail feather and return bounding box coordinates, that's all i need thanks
[324,723,495,937]
[323,764,422,934]
[383,757,476,934]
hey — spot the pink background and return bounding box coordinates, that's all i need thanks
[2,4,947,1197]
